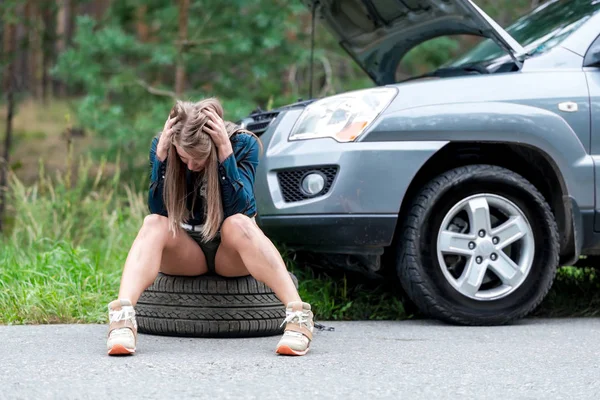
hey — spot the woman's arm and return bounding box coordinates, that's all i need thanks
[148,136,168,216]
[148,115,178,215]
[218,134,260,218]
[203,109,260,218]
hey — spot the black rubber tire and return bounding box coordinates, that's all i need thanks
[397,164,559,326]
[136,272,298,338]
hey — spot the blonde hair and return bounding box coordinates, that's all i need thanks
[162,97,259,241]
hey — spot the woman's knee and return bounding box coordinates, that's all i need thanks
[140,214,170,242]
[221,214,257,245]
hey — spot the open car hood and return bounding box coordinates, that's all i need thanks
[306,0,526,85]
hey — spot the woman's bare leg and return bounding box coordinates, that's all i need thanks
[214,214,314,356]
[108,214,208,356]
[117,214,209,305]
[214,214,300,306]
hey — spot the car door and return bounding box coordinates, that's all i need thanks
[584,34,600,229]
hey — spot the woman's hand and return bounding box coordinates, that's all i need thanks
[156,116,177,162]
[204,109,233,162]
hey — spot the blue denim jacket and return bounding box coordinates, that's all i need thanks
[148,132,259,225]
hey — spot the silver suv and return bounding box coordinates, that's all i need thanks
[245,0,600,325]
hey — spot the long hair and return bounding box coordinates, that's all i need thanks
[162,97,260,241]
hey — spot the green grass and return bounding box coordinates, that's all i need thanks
[1,242,121,324]
[0,159,410,324]
[1,159,144,324]
[289,263,408,321]
[532,266,600,318]
[1,157,600,325]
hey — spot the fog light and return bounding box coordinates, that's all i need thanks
[301,172,326,196]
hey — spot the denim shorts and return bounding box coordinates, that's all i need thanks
[184,230,221,274]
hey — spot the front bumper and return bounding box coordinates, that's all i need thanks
[254,107,447,253]
[256,214,398,254]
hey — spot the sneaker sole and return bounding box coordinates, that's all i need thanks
[108,344,135,356]
[276,345,309,356]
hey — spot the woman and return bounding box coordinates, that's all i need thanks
[106,98,314,357]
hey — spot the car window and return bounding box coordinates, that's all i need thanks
[584,34,600,66]
[448,0,600,67]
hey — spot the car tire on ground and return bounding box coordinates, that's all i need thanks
[397,164,559,326]
[136,272,298,338]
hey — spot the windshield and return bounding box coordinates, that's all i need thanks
[448,0,600,67]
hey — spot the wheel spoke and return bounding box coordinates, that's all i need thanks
[489,252,524,286]
[466,197,492,235]
[438,231,476,256]
[438,193,535,300]
[456,258,488,297]
[492,216,528,249]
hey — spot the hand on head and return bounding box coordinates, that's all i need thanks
[202,109,229,149]
[162,116,177,141]
[156,114,181,162]
[158,98,235,164]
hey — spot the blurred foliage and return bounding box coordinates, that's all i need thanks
[48,0,551,177]
[50,0,369,173]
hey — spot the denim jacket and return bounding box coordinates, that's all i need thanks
[148,132,259,225]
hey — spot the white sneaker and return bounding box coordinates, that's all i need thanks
[107,299,137,355]
[276,301,314,356]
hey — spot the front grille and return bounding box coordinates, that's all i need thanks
[246,111,279,135]
[277,166,338,203]
[247,121,271,132]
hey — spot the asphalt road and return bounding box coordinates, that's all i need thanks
[0,318,599,399]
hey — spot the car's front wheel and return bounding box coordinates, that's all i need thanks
[397,164,559,325]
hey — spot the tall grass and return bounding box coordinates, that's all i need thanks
[282,250,409,321]
[1,158,146,324]
[0,156,410,324]
[2,156,600,325]
[0,157,401,324]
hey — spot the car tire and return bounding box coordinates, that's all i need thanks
[397,164,559,326]
[136,272,298,338]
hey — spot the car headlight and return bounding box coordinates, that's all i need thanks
[288,87,397,142]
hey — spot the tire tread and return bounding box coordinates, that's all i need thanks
[136,272,297,337]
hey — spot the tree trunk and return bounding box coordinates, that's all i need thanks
[56,0,73,97]
[17,1,33,95]
[136,5,149,42]
[48,2,61,98]
[41,2,56,102]
[22,1,33,94]
[26,1,43,99]
[66,0,75,48]
[0,18,16,233]
[175,0,189,98]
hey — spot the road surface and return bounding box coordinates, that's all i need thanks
[0,318,599,399]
